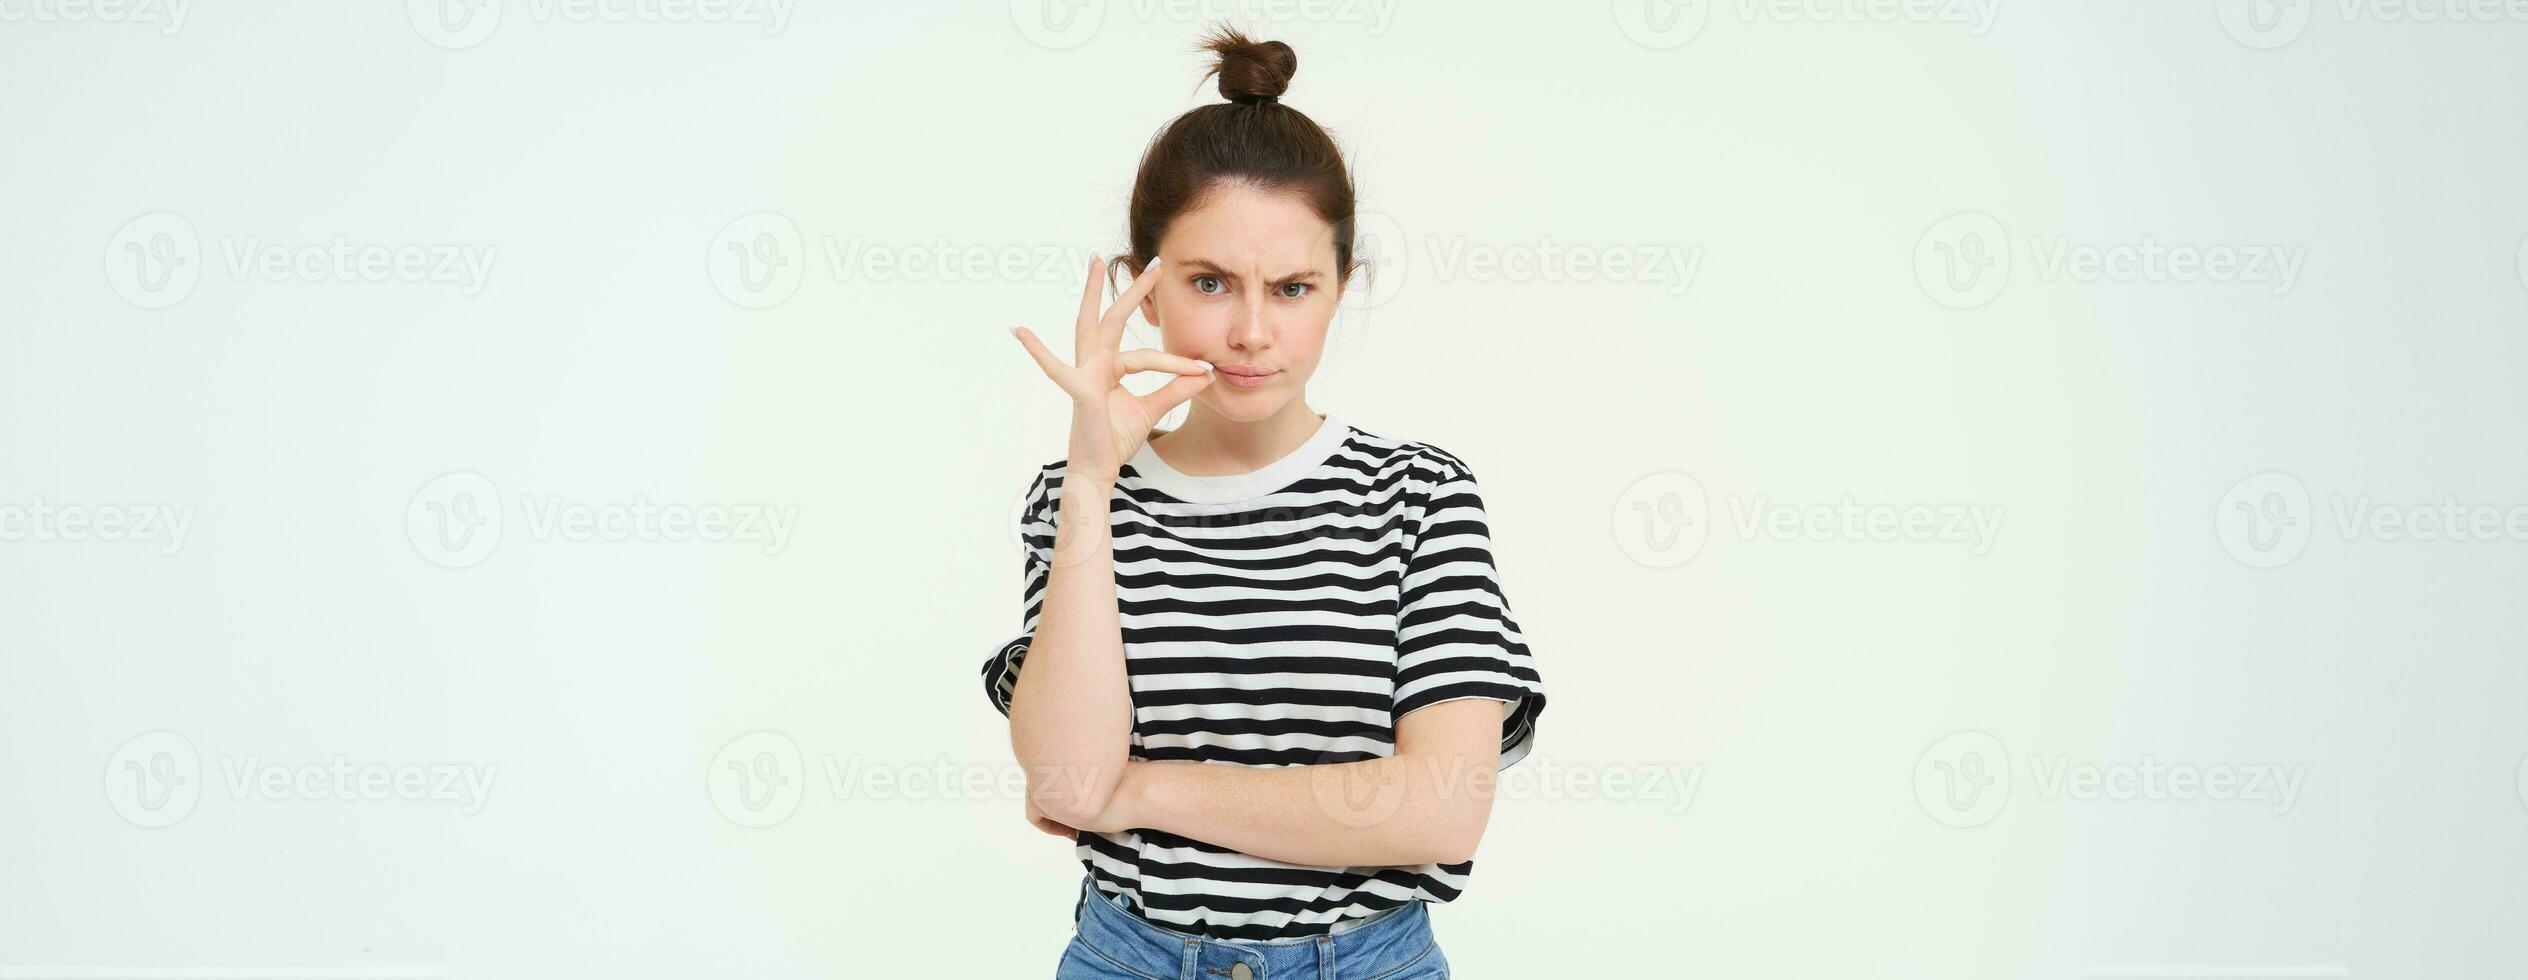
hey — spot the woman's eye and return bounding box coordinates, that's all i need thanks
[1278,283,1311,299]
[1192,275,1224,295]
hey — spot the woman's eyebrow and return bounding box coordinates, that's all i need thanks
[1177,258,1325,283]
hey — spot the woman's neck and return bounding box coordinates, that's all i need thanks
[1149,399,1326,477]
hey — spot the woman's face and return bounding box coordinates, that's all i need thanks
[1137,182,1343,423]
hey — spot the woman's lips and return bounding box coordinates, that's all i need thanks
[1216,366,1278,389]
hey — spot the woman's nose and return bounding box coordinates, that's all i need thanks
[1228,300,1273,349]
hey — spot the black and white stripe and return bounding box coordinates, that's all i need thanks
[981,416,1546,941]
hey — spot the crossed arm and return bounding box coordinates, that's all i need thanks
[1069,698,1503,868]
[1008,475,1504,869]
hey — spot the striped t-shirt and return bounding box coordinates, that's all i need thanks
[981,413,1546,941]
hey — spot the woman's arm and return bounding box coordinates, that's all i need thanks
[1092,698,1507,868]
[1005,465,1135,828]
[1003,257,1212,829]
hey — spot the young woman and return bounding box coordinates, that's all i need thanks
[986,27,1546,980]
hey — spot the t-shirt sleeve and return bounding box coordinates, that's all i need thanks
[981,468,1055,718]
[1391,455,1546,770]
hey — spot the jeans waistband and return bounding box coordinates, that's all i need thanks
[1068,875,1443,980]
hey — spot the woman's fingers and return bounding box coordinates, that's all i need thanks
[1114,347,1213,380]
[1095,256,1167,348]
[1135,370,1214,420]
[1011,326,1077,388]
[1073,254,1107,361]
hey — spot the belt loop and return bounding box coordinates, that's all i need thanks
[1179,937,1201,980]
[1316,934,1336,978]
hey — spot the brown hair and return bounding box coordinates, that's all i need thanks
[1112,26,1360,293]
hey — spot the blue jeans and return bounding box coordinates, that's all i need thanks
[1056,876,1451,979]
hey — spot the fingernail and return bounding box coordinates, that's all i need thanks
[1147,257,1163,272]
[1196,359,1214,373]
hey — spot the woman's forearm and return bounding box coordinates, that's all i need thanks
[1006,472,1136,827]
[1110,745,1499,869]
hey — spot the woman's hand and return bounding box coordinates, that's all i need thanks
[1012,255,1215,486]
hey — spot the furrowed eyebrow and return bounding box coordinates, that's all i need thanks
[1178,258,1326,285]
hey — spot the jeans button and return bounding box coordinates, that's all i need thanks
[1229,964,1252,980]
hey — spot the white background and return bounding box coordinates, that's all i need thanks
[4,1,2526,977]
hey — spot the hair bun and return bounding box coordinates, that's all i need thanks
[1199,25,1295,105]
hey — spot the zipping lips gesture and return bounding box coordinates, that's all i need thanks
[1012,255,1215,486]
